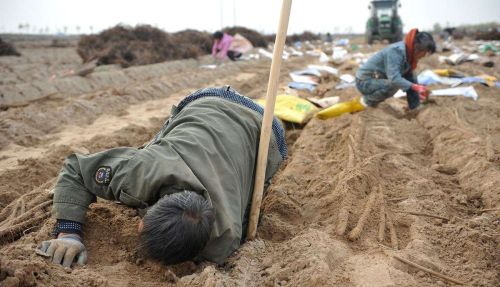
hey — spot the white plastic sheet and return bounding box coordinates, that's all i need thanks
[431,86,479,101]
[319,52,330,63]
[417,70,462,86]
[307,96,340,108]
[289,74,319,85]
[332,47,349,64]
[339,74,355,84]
[307,65,338,75]
[393,86,479,101]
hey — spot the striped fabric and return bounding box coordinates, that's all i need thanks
[52,219,83,236]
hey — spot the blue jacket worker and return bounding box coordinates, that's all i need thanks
[355,28,436,110]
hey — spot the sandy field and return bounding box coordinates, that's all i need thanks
[0,36,499,287]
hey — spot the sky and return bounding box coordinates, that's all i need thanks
[0,0,499,35]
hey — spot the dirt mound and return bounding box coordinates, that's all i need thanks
[0,37,21,57]
[172,29,213,54]
[223,26,268,48]
[264,33,277,44]
[287,31,321,44]
[265,31,321,45]
[50,38,73,48]
[76,25,202,67]
[474,30,500,40]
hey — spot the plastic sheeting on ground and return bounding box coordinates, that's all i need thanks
[335,74,356,90]
[307,65,338,75]
[439,53,479,65]
[256,94,319,124]
[307,96,340,108]
[457,76,497,87]
[230,33,253,54]
[289,68,322,89]
[288,82,316,92]
[394,86,479,101]
[417,70,462,86]
[336,82,356,90]
[200,65,217,69]
[332,47,349,64]
[430,86,479,101]
[335,38,350,46]
[289,74,319,85]
[292,68,321,77]
[479,43,498,53]
[339,74,355,83]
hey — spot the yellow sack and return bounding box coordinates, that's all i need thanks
[256,94,319,124]
[316,97,365,120]
[478,74,497,87]
[432,69,463,78]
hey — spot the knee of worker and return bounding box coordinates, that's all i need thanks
[360,83,397,107]
[139,191,215,265]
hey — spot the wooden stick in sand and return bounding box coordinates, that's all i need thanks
[387,193,434,202]
[393,210,449,221]
[393,255,465,285]
[479,208,500,212]
[247,0,292,240]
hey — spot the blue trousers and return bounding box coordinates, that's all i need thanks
[356,78,420,110]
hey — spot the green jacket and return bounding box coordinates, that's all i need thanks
[53,88,285,264]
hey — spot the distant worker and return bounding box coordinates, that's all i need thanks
[316,29,436,120]
[212,31,253,61]
[37,86,287,267]
[355,29,436,111]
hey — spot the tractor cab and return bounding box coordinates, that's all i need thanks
[366,0,403,44]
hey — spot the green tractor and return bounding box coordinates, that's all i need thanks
[366,0,403,44]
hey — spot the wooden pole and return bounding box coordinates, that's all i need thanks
[393,255,465,285]
[247,0,292,240]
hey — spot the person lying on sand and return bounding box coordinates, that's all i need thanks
[37,86,287,268]
[354,28,436,111]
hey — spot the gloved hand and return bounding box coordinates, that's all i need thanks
[38,234,87,268]
[411,84,430,101]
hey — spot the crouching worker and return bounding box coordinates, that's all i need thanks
[355,29,436,110]
[212,31,253,61]
[37,87,287,267]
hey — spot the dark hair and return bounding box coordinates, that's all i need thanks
[213,31,223,40]
[415,32,436,54]
[139,191,215,265]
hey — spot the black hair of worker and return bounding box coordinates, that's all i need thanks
[415,31,436,54]
[140,191,215,265]
[213,31,224,40]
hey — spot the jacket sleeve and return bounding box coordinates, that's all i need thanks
[212,40,218,56]
[384,50,414,91]
[218,35,232,58]
[53,147,138,223]
[403,71,420,110]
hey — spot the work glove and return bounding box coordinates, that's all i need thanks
[38,234,87,268]
[411,84,430,101]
